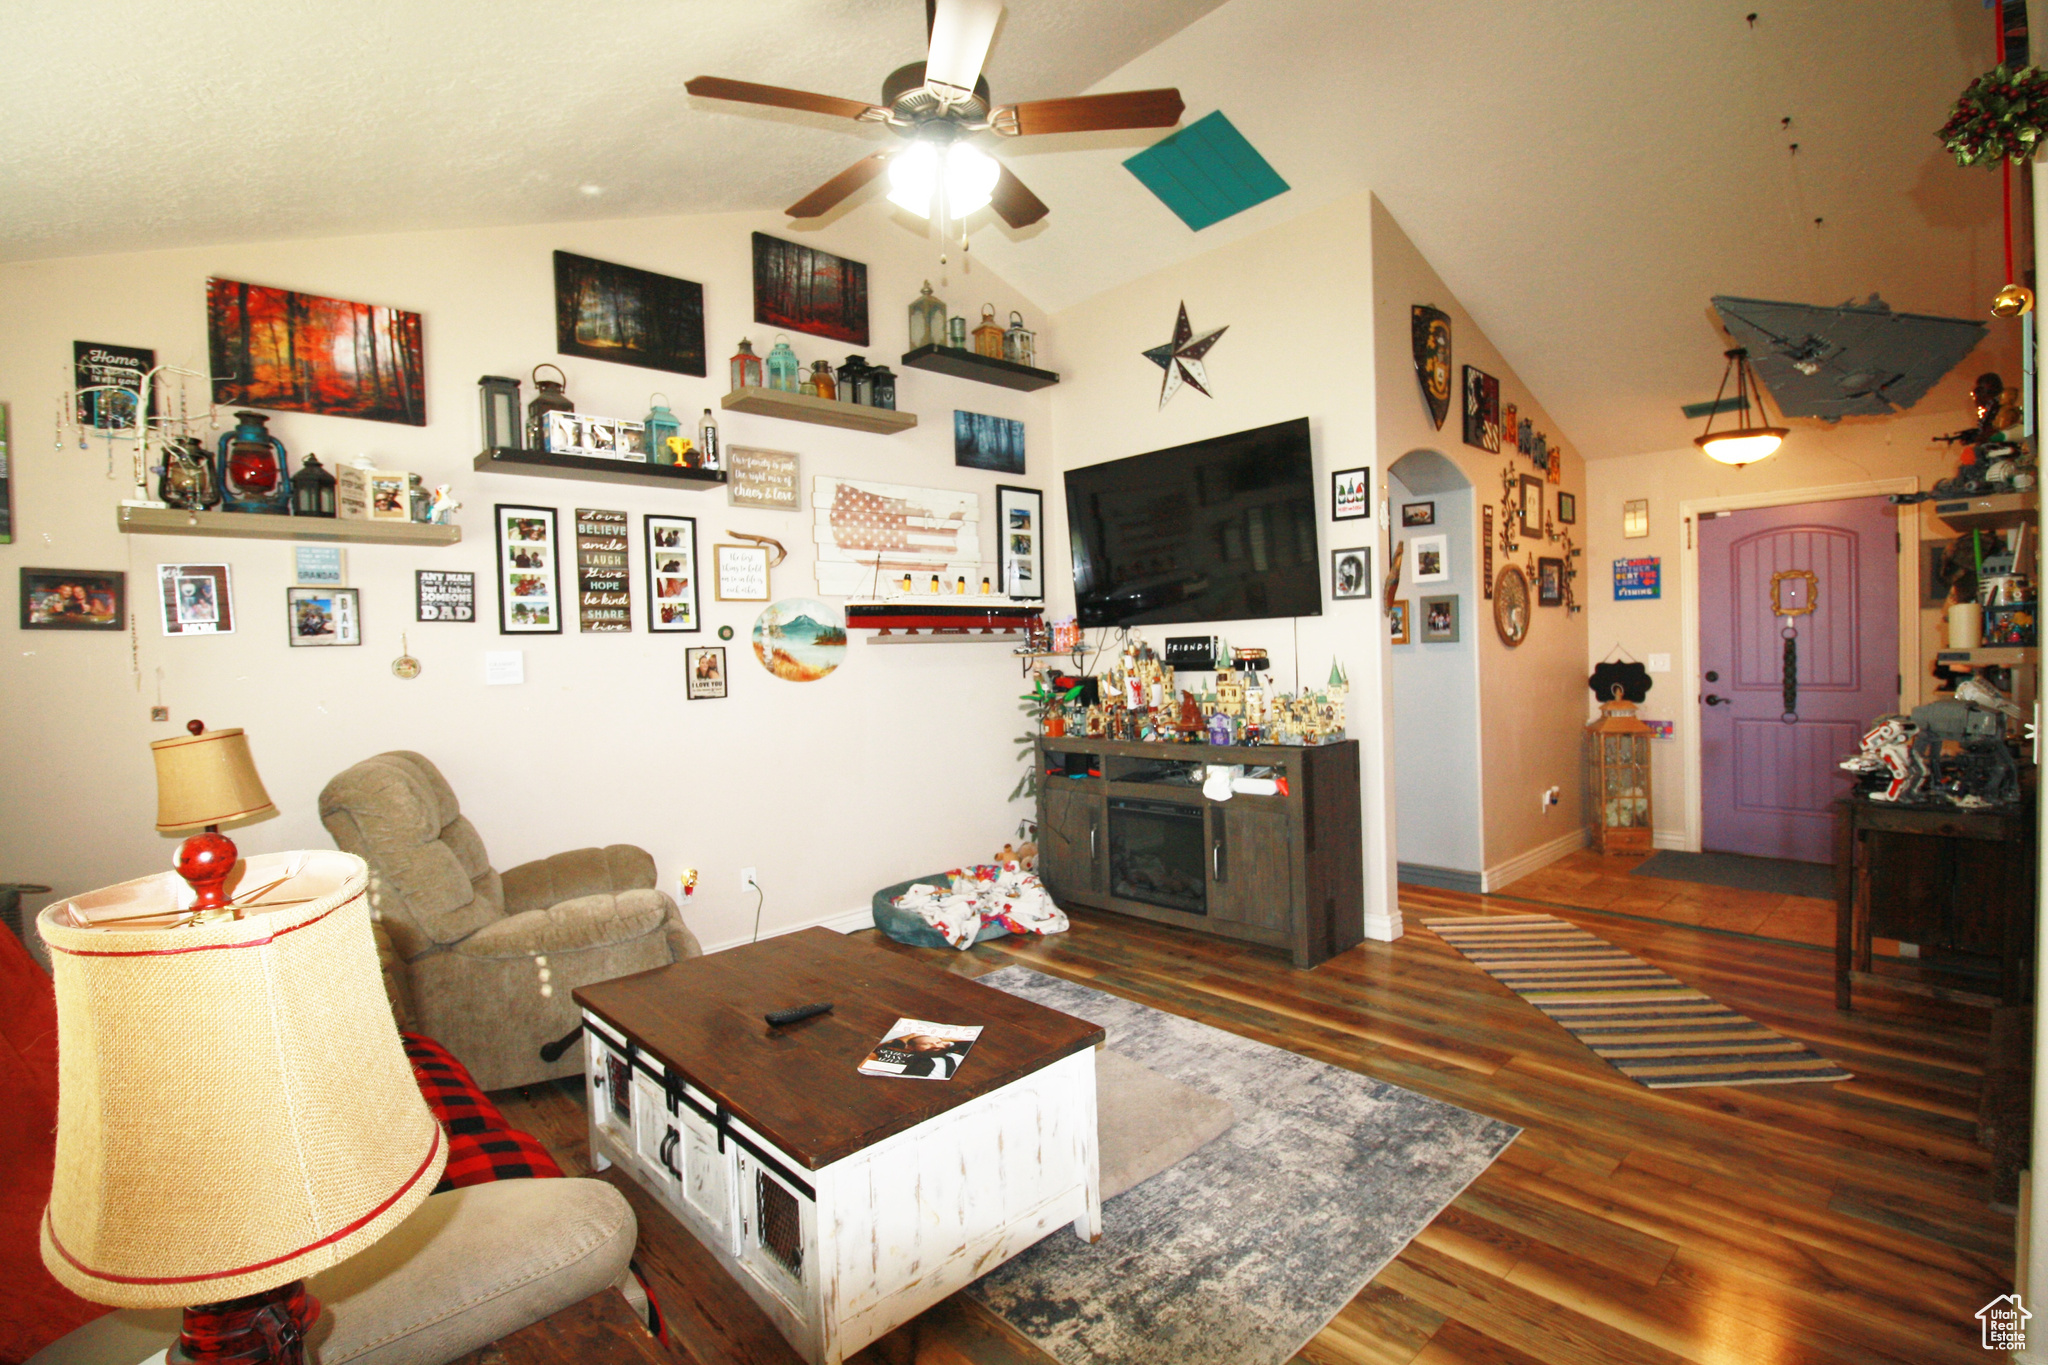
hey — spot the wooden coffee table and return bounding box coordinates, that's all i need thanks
[572,928,1104,1365]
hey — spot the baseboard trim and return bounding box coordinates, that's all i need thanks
[1397,863,1485,895]
[1651,829,1688,851]
[1362,910,1403,943]
[1481,827,1588,893]
[699,903,876,955]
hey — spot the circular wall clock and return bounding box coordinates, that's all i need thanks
[1494,566,1530,647]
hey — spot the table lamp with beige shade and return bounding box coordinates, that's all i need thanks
[150,720,277,914]
[36,847,448,1365]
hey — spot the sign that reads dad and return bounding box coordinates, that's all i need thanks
[415,570,476,622]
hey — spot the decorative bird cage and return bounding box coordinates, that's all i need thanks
[1586,688,1652,855]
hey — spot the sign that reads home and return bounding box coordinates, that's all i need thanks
[576,507,631,632]
[727,446,800,511]
[1613,557,1661,600]
[415,570,475,621]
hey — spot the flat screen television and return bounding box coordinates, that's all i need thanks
[1065,416,1321,629]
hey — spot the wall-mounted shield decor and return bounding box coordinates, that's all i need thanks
[1412,306,1452,430]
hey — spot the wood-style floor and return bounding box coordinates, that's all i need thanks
[495,880,2009,1365]
[1494,849,1838,948]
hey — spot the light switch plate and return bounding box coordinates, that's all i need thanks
[1647,653,1671,673]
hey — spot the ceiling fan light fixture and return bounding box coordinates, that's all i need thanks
[887,140,998,219]
[887,141,940,215]
[1692,347,1788,468]
[944,142,999,216]
[924,0,1002,102]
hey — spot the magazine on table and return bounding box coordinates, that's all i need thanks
[858,1018,982,1080]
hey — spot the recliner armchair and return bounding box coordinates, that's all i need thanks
[320,750,699,1090]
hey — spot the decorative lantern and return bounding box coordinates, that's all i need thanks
[766,335,800,392]
[972,304,1005,359]
[1003,310,1035,367]
[478,374,521,453]
[1585,688,1653,854]
[216,411,290,515]
[525,364,573,451]
[909,281,947,351]
[728,339,763,392]
[805,360,837,400]
[869,364,897,410]
[836,354,871,405]
[289,454,337,518]
[948,315,968,349]
[645,394,681,466]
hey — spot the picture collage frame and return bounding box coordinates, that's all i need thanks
[495,504,562,634]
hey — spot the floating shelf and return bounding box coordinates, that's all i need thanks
[1931,491,2038,532]
[721,387,918,434]
[898,345,1060,392]
[1934,647,2038,667]
[473,447,726,489]
[117,506,461,546]
[865,631,1029,645]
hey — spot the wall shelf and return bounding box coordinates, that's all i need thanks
[720,387,919,434]
[116,506,462,546]
[1932,491,2038,532]
[473,447,727,489]
[1935,647,2038,667]
[898,345,1059,392]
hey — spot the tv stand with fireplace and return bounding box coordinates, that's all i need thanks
[1033,737,1363,968]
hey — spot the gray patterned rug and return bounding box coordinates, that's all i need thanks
[969,967,1519,1365]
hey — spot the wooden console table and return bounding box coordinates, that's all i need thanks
[1832,794,2036,1010]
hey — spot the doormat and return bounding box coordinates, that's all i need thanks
[1632,849,1833,900]
[1424,914,1852,1089]
[969,966,1518,1365]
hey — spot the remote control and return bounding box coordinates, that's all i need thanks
[764,1002,833,1027]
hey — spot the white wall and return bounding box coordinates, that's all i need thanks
[1386,463,1481,877]
[1041,190,1400,939]
[0,209,1054,948]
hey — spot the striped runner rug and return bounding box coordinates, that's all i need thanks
[1423,913,1852,1089]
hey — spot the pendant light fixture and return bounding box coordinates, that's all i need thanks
[1694,347,1788,467]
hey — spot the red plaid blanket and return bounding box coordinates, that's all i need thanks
[401,1032,564,1191]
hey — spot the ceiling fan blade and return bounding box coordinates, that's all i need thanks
[785,152,894,219]
[989,163,1049,229]
[684,76,882,122]
[994,89,1184,136]
[925,0,1001,100]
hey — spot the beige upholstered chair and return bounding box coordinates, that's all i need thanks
[320,750,698,1091]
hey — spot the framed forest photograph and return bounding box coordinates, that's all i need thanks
[553,251,706,377]
[206,278,424,425]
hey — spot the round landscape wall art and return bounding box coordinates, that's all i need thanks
[753,597,847,681]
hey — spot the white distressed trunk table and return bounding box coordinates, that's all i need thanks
[573,928,1103,1365]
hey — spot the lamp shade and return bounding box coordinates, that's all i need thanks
[36,851,446,1308]
[151,726,276,833]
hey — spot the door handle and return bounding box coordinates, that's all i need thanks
[1089,821,1096,859]
[1703,693,1731,707]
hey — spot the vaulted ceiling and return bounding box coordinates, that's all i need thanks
[0,0,2012,458]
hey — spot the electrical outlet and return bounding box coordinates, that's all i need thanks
[1541,785,1561,812]
[740,866,758,893]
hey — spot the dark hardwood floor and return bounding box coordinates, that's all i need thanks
[493,882,2009,1365]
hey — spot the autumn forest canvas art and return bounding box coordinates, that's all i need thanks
[207,278,425,425]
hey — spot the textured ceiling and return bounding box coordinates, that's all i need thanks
[0,0,2012,459]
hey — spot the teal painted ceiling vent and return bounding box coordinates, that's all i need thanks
[1124,111,1289,231]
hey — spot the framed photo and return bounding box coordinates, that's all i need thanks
[1401,501,1435,527]
[1331,546,1371,600]
[1410,534,1449,584]
[714,543,771,602]
[494,504,562,634]
[20,568,123,630]
[646,515,701,631]
[1538,556,1565,606]
[1518,474,1545,539]
[554,251,706,377]
[752,232,869,346]
[1420,594,1459,643]
[1557,491,1577,525]
[158,564,233,636]
[416,570,475,622]
[954,411,1025,474]
[685,646,727,699]
[997,485,1044,600]
[1332,467,1370,520]
[286,586,360,647]
[1623,498,1649,539]
[1389,599,1411,645]
[1462,365,1500,452]
[1547,448,1563,483]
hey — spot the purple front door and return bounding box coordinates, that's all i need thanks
[1698,496,1900,863]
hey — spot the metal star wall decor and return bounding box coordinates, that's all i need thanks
[1143,302,1228,407]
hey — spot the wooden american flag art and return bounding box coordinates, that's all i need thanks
[812,476,983,597]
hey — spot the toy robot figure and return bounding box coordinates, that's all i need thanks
[1839,716,1921,802]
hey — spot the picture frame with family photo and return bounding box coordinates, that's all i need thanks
[1330,546,1372,600]
[1409,534,1450,584]
[1420,594,1459,643]
[286,586,361,647]
[494,504,561,635]
[158,563,233,636]
[645,514,701,632]
[997,485,1043,600]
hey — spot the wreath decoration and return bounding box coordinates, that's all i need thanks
[1940,63,2048,168]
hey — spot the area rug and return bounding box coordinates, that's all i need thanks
[1632,849,1834,900]
[1424,914,1852,1088]
[968,966,1519,1365]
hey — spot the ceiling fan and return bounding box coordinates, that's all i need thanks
[684,0,1184,229]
